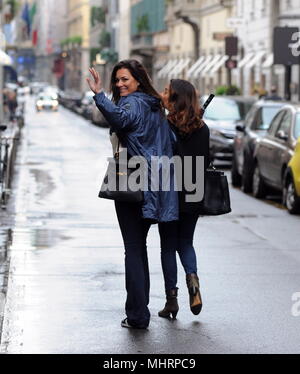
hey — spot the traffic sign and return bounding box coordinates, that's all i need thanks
[274,27,299,65]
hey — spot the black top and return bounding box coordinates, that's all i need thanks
[170,122,210,214]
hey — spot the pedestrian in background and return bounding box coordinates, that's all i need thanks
[6,89,18,122]
[264,85,283,101]
[87,60,178,329]
[158,79,210,319]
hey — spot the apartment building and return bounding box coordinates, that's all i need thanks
[158,0,236,94]
[130,0,167,87]
[64,0,91,92]
[34,0,68,85]
[235,0,300,100]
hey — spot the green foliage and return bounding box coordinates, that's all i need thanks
[60,36,82,48]
[226,85,241,95]
[5,0,20,18]
[215,85,241,96]
[90,48,99,64]
[136,14,150,33]
[99,30,111,49]
[215,86,227,96]
[101,49,118,64]
[91,6,106,27]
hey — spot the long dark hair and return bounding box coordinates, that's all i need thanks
[110,59,161,103]
[167,79,204,134]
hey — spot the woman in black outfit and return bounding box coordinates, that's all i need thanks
[158,79,210,319]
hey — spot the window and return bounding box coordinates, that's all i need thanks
[276,110,292,137]
[268,111,286,136]
[252,106,282,130]
[245,106,258,128]
[294,114,300,139]
[203,98,241,121]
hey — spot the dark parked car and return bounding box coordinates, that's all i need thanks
[231,100,287,191]
[201,95,256,164]
[58,90,82,110]
[74,91,95,119]
[252,104,300,199]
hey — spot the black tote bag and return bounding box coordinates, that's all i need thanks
[198,167,231,216]
[98,143,144,203]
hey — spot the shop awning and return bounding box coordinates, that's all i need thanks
[244,51,266,70]
[237,53,254,69]
[209,55,229,76]
[262,53,274,69]
[192,55,213,78]
[201,54,222,74]
[154,59,168,70]
[168,58,191,78]
[0,49,13,66]
[157,59,179,78]
[186,56,205,78]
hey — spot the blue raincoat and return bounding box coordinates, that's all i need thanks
[94,91,179,222]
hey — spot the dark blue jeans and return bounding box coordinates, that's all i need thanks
[114,201,152,328]
[159,213,199,291]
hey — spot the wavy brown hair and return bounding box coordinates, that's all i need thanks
[110,59,162,104]
[167,79,204,134]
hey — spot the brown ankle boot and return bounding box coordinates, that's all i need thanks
[186,273,202,315]
[158,288,179,319]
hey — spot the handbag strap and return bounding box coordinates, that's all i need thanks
[208,162,216,171]
[114,139,120,160]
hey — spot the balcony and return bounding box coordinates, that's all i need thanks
[131,33,154,57]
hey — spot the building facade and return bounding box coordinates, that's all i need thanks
[63,0,91,92]
[130,0,167,88]
[235,0,300,100]
[34,0,68,86]
[158,0,236,94]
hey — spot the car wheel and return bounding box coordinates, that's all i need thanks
[284,178,300,214]
[252,164,266,199]
[231,153,241,187]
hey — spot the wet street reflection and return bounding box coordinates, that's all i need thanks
[1,98,300,354]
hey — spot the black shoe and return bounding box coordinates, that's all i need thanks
[158,288,179,319]
[186,274,202,315]
[121,318,148,330]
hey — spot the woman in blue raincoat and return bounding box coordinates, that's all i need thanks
[87,60,178,329]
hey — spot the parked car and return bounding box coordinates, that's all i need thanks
[201,95,256,164]
[231,100,287,191]
[91,92,111,127]
[36,92,59,112]
[58,90,82,110]
[283,137,300,214]
[74,91,95,119]
[252,104,300,199]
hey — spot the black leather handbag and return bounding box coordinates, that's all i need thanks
[98,142,144,203]
[199,165,231,216]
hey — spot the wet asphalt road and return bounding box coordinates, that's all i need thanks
[0,97,300,354]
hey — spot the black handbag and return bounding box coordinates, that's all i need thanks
[199,165,231,216]
[98,141,144,203]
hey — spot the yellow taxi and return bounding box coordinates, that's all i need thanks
[284,137,300,214]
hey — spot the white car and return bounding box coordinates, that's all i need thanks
[36,93,59,112]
